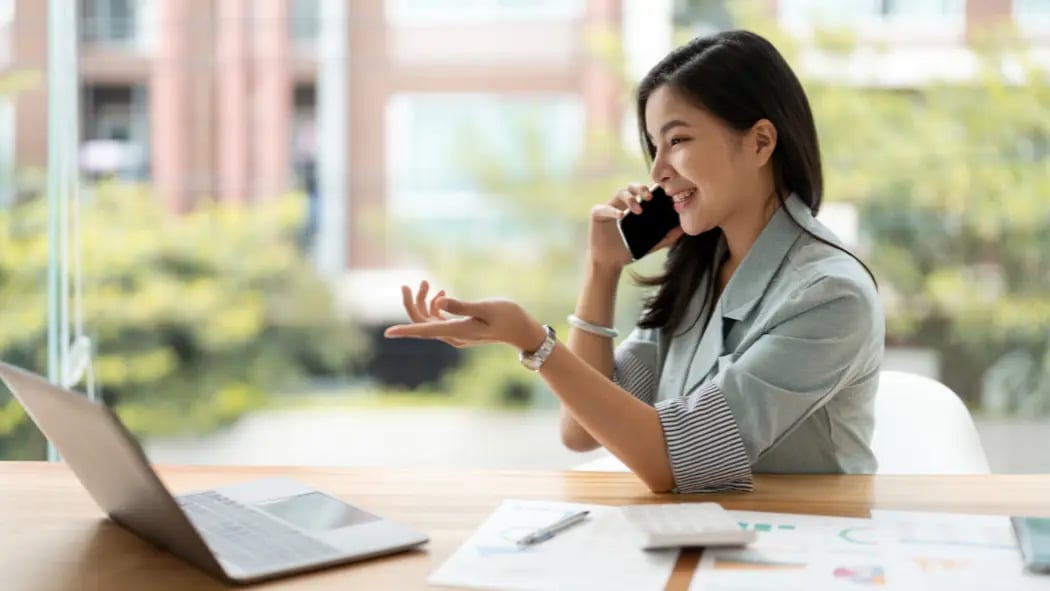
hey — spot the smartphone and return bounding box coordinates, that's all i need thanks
[616,185,681,261]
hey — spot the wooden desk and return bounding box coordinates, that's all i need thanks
[2,462,1048,591]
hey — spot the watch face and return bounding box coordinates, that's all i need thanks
[519,325,556,372]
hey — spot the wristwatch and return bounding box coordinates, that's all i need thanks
[519,325,557,372]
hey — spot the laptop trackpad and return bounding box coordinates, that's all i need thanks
[255,492,380,532]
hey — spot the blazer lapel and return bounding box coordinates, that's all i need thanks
[684,298,724,391]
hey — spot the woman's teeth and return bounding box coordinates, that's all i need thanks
[672,189,695,203]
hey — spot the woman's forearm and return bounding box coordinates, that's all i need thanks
[560,261,622,451]
[541,343,675,492]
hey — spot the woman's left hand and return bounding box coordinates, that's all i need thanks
[384,281,547,352]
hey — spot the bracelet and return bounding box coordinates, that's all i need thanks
[567,314,619,339]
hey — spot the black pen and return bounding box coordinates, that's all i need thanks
[516,510,591,546]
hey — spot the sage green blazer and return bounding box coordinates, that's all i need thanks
[615,194,884,476]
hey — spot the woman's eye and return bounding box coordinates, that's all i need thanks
[669,137,689,146]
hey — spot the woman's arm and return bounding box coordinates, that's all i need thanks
[561,184,683,452]
[388,295,679,492]
[560,261,622,452]
[540,336,676,492]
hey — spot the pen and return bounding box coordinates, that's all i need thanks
[516,510,590,546]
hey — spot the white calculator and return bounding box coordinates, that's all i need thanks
[620,503,757,550]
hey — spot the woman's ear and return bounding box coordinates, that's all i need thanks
[750,119,777,167]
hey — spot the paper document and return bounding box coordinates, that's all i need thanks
[428,499,679,591]
[690,510,882,591]
[691,509,1046,590]
[871,510,1047,590]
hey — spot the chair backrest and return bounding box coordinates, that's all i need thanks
[872,370,991,474]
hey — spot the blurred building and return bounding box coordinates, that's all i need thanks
[2,0,636,269]
[1,0,1046,273]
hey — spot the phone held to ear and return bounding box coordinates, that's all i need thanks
[616,185,681,261]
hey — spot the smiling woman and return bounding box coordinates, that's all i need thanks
[385,30,884,494]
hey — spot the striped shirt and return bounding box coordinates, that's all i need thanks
[612,194,884,494]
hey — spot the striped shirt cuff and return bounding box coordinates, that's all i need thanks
[655,381,753,493]
[611,349,657,406]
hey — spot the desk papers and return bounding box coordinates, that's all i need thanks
[690,509,1048,590]
[428,499,679,591]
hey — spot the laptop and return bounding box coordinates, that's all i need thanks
[0,361,429,584]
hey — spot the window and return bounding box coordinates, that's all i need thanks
[778,0,965,28]
[0,0,11,67]
[80,84,149,180]
[80,0,139,47]
[386,0,584,25]
[0,96,12,206]
[290,0,319,47]
[385,93,583,223]
[1015,0,1050,32]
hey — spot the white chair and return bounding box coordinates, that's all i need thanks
[872,370,990,474]
[573,370,991,474]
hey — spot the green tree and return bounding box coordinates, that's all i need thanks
[0,182,367,458]
[802,33,1050,410]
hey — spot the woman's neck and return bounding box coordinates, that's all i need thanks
[720,188,780,274]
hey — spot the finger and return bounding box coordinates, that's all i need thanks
[614,188,643,214]
[633,183,652,202]
[436,297,487,320]
[591,203,627,221]
[430,290,448,319]
[415,280,430,319]
[401,285,426,323]
[384,317,483,340]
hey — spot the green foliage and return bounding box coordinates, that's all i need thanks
[0,182,367,457]
[806,44,1050,407]
[391,22,1050,414]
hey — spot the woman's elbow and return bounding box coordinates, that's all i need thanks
[640,473,675,494]
[561,431,600,452]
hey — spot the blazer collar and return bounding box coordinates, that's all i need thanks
[720,193,813,322]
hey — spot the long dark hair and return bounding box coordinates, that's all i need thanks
[635,30,874,331]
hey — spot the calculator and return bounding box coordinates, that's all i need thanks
[620,503,757,550]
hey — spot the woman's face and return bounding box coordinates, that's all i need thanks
[644,84,767,236]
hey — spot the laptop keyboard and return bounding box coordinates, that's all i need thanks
[178,490,342,572]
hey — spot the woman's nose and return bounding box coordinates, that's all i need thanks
[650,152,673,185]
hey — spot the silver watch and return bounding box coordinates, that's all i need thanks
[519,325,557,372]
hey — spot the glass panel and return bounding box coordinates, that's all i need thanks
[384,92,584,257]
[0,0,1045,477]
[290,0,319,45]
[1015,0,1050,31]
[80,0,137,46]
[386,0,585,24]
[778,0,964,25]
[0,0,12,67]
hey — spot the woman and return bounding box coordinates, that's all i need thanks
[385,30,884,493]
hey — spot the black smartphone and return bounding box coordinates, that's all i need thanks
[616,185,681,261]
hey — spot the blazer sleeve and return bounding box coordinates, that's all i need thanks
[611,326,660,406]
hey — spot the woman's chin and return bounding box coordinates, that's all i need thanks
[680,217,715,236]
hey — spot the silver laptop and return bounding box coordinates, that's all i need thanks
[0,361,429,584]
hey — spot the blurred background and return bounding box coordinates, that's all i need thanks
[0,0,1048,472]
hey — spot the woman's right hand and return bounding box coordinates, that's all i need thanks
[587,183,683,270]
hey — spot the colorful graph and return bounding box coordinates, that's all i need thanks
[832,564,886,585]
[738,521,797,532]
[839,526,879,545]
[710,549,807,571]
